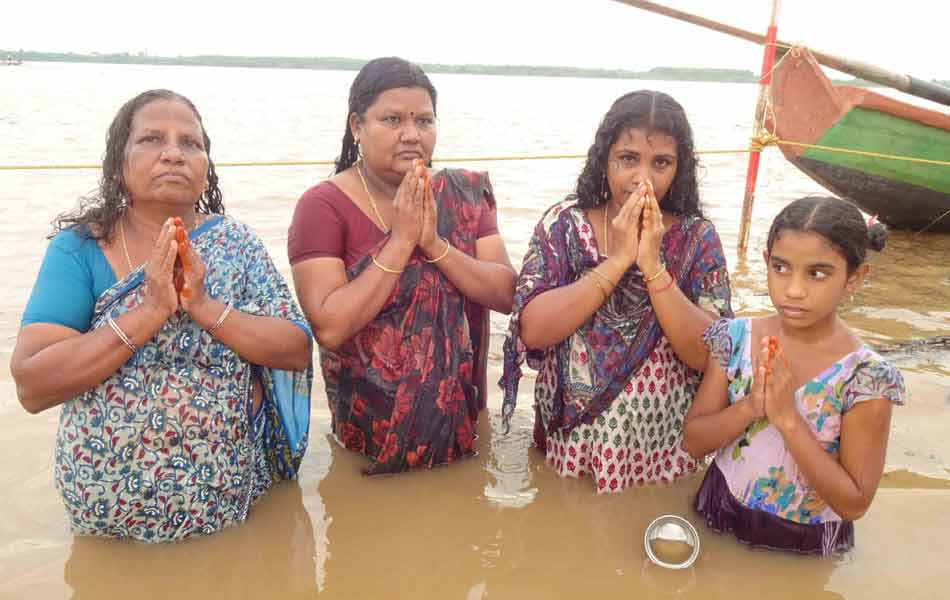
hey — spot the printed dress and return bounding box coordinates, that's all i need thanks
[502,201,732,493]
[53,217,313,542]
[298,170,497,475]
[694,317,905,554]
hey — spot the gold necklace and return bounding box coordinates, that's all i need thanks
[355,159,390,232]
[602,204,610,257]
[119,212,202,273]
[119,216,138,273]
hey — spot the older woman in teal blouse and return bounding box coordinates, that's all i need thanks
[11,89,312,542]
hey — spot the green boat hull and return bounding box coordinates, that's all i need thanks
[791,156,950,232]
[798,107,950,231]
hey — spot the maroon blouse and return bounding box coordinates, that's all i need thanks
[288,179,498,268]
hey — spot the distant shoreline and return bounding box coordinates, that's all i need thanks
[4,50,760,82]
[5,50,947,88]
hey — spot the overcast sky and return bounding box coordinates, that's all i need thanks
[3,0,947,80]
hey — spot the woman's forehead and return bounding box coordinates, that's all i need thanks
[613,127,677,153]
[131,99,201,130]
[368,87,434,113]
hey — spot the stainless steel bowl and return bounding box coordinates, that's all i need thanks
[643,514,700,569]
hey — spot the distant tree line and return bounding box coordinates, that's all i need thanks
[2,50,761,82]
[3,50,946,87]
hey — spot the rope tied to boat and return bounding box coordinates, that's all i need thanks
[749,132,780,152]
[773,139,950,166]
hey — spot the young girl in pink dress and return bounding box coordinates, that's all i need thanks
[684,196,904,555]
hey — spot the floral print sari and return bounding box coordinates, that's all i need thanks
[321,170,493,475]
[54,217,313,542]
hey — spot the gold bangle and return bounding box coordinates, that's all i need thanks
[425,237,451,263]
[644,265,667,283]
[588,267,617,289]
[372,255,404,274]
[587,272,610,301]
[649,271,676,293]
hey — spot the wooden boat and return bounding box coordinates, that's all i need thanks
[770,48,950,232]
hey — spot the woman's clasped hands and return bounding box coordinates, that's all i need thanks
[142,217,211,322]
[389,158,442,258]
[606,179,666,278]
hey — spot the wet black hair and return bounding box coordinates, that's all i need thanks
[766,195,888,272]
[570,90,702,217]
[334,57,438,174]
[52,89,223,240]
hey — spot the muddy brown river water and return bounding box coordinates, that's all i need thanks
[1,63,947,599]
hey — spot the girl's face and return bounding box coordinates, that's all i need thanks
[765,230,868,329]
[604,127,678,209]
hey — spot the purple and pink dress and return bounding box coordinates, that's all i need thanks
[695,317,905,554]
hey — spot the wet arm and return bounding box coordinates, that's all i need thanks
[291,238,414,351]
[646,268,715,371]
[10,306,168,413]
[773,398,892,520]
[188,298,312,371]
[421,234,516,314]
[519,256,632,349]
[683,358,760,457]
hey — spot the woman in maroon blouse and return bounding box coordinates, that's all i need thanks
[288,57,516,475]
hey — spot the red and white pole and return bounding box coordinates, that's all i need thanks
[737,0,781,255]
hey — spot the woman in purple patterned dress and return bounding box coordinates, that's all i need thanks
[502,91,732,493]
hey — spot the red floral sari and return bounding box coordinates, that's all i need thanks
[321,169,493,475]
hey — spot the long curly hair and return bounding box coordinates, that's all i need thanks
[571,90,702,217]
[334,57,438,174]
[52,89,224,241]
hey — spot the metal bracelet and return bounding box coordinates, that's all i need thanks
[372,255,404,274]
[644,265,667,283]
[208,302,233,335]
[107,316,137,353]
[424,237,452,263]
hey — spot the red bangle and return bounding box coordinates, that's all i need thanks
[648,272,676,293]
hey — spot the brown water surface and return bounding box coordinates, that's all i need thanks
[1,63,948,599]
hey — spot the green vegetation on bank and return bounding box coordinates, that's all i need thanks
[4,50,946,87]
[2,50,760,82]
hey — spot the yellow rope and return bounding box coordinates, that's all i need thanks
[773,139,950,166]
[0,151,743,170]
[1,138,946,170]
[745,130,950,166]
[749,132,781,153]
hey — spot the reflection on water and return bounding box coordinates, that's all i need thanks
[0,64,948,599]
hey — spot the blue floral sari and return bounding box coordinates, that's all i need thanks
[53,216,312,542]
